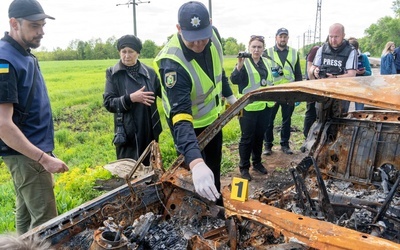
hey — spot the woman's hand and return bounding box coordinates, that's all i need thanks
[130,86,155,106]
[236,57,245,71]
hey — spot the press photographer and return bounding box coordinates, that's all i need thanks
[308,23,357,81]
[307,23,357,115]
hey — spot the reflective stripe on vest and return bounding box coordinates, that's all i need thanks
[238,57,274,111]
[267,47,297,84]
[154,32,223,128]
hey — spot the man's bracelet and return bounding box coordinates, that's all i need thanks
[37,152,45,162]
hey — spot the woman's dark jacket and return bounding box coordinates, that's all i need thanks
[103,60,162,160]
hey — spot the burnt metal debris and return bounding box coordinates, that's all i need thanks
[20,75,400,249]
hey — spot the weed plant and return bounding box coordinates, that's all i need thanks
[0,57,307,233]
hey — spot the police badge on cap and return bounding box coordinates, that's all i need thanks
[178,1,212,42]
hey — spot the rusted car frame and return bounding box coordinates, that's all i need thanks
[21,75,400,249]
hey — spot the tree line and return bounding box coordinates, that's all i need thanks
[35,2,400,61]
[35,36,246,61]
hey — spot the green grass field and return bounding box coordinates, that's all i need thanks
[0,57,307,233]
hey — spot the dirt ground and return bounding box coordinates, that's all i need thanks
[221,144,308,196]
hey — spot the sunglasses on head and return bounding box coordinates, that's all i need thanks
[251,35,265,40]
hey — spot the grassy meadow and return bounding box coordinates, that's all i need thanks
[0,57,307,233]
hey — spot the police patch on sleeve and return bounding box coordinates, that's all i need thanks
[165,72,177,88]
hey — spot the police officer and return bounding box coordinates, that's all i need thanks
[230,35,273,181]
[154,1,236,202]
[263,28,303,156]
[308,23,357,114]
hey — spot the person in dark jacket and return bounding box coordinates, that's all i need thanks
[103,35,162,165]
[394,45,400,74]
[230,35,273,181]
[263,28,303,156]
[154,1,236,203]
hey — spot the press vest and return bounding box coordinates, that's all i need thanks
[0,40,54,155]
[267,47,298,85]
[320,41,353,74]
[238,58,274,111]
[154,32,223,128]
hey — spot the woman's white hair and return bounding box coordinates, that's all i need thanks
[0,234,53,250]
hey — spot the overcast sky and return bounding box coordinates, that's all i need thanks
[0,0,395,51]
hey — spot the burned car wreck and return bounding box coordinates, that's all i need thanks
[21,75,400,249]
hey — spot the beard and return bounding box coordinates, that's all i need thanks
[278,41,287,47]
[22,36,42,49]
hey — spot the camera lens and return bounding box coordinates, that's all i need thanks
[237,52,252,58]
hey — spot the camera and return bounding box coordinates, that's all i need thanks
[237,52,252,58]
[318,65,341,78]
[271,66,283,77]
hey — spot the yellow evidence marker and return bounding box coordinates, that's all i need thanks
[230,177,249,201]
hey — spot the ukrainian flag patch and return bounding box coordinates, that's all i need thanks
[0,64,9,74]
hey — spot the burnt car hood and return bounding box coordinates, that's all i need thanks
[20,74,400,249]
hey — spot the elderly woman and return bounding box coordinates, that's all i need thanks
[103,35,162,165]
[230,35,274,181]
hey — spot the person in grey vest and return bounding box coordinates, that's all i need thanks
[308,23,357,114]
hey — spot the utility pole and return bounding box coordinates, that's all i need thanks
[117,0,150,36]
[208,0,212,18]
[314,0,322,44]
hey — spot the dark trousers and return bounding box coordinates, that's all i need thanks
[239,107,271,169]
[195,128,223,192]
[3,155,57,234]
[303,102,316,138]
[264,102,295,148]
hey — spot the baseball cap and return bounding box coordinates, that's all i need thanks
[8,0,55,21]
[178,1,212,42]
[276,28,289,36]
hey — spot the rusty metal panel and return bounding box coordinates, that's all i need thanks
[314,116,400,184]
[249,75,400,111]
[222,186,400,250]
